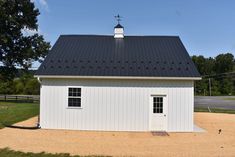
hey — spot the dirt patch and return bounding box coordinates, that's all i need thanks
[0,113,235,157]
[0,106,8,110]
[13,116,38,127]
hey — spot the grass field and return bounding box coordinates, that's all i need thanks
[0,148,107,157]
[0,101,39,129]
[194,107,235,114]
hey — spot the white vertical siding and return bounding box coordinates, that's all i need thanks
[40,78,194,132]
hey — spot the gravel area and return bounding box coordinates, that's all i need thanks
[0,113,235,157]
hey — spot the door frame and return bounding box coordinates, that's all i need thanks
[149,94,168,131]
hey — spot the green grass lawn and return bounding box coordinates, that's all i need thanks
[0,148,108,157]
[0,101,39,128]
[194,107,235,114]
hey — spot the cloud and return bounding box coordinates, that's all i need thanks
[39,0,47,6]
[39,0,49,11]
[31,0,49,12]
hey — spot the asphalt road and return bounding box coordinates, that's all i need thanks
[195,96,235,110]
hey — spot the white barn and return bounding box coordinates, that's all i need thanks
[35,24,201,132]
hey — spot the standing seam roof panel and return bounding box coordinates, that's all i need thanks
[36,35,201,78]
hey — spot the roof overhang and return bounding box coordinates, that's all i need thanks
[34,75,202,80]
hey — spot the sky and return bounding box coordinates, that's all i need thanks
[32,0,235,68]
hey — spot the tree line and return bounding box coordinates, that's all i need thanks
[0,72,39,95]
[192,53,235,96]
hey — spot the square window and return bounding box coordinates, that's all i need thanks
[156,108,160,113]
[156,103,160,108]
[157,97,160,102]
[153,103,157,108]
[153,108,157,113]
[68,98,81,107]
[153,97,157,102]
[68,88,81,107]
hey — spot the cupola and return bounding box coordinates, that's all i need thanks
[114,14,124,38]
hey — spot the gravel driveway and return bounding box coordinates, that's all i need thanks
[0,113,235,157]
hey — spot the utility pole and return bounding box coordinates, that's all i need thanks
[209,78,211,96]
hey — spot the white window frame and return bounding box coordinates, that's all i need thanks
[67,86,82,109]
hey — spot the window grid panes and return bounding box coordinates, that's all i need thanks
[69,88,81,97]
[68,88,81,107]
[153,97,163,113]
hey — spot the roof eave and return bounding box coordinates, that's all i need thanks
[34,75,202,80]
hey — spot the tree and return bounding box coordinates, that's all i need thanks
[24,78,40,95]
[214,53,234,73]
[192,55,206,75]
[0,81,14,94]
[191,55,215,75]
[194,78,208,95]
[192,53,235,96]
[0,0,50,80]
[219,78,233,95]
[0,72,40,95]
[211,79,220,96]
[13,79,24,94]
[213,53,234,95]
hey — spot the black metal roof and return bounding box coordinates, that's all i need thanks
[114,24,124,28]
[35,35,200,78]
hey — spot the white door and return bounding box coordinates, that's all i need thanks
[150,96,167,131]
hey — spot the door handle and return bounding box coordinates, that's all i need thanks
[164,114,166,117]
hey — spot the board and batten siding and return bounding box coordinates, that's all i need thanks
[40,78,194,132]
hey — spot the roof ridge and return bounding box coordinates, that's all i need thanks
[60,34,180,38]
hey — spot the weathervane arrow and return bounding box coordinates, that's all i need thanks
[115,14,122,24]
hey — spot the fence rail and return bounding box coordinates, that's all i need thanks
[0,95,39,102]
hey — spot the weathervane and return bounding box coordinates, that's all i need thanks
[115,14,122,24]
